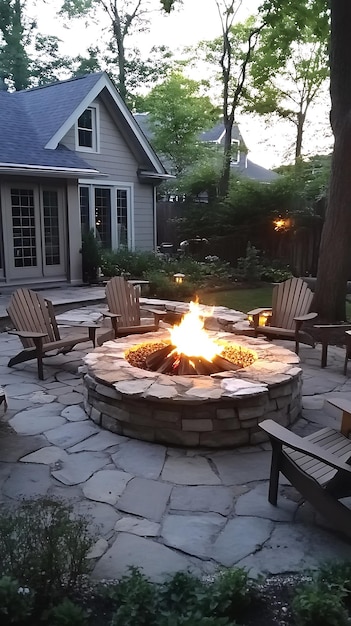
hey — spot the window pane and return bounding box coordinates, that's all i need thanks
[80,187,90,236]
[78,109,92,129]
[117,189,128,248]
[78,128,93,147]
[43,190,60,265]
[77,108,94,148]
[11,189,37,268]
[95,188,111,248]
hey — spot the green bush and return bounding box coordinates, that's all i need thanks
[49,598,89,626]
[291,582,349,626]
[100,248,162,278]
[0,499,94,606]
[317,561,351,598]
[107,567,158,626]
[205,568,252,620]
[81,229,102,283]
[235,243,264,282]
[0,576,34,624]
[146,270,196,300]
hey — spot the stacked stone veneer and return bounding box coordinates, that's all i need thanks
[82,308,302,448]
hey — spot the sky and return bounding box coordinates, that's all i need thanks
[31,0,332,169]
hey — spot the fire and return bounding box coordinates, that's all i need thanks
[169,300,223,362]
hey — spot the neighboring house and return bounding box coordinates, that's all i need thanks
[199,122,280,183]
[0,72,170,287]
[134,114,279,184]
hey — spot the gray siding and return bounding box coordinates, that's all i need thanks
[61,98,155,251]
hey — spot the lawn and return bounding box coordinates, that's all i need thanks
[199,285,351,319]
[198,286,273,312]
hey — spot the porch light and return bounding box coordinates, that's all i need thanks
[173,273,185,284]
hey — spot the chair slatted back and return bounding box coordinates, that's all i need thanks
[270,277,313,330]
[7,288,60,348]
[106,277,141,326]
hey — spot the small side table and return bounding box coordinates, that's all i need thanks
[314,324,351,368]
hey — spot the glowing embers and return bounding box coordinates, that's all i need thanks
[125,301,257,375]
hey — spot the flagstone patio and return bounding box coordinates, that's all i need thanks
[1,297,351,582]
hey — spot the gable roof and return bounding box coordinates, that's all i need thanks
[0,72,168,178]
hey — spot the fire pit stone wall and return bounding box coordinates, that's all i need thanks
[82,316,302,448]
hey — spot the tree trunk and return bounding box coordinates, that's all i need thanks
[295,110,305,161]
[312,0,351,322]
[218,121,233,198]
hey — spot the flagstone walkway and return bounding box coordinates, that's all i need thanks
[1,301,351,582]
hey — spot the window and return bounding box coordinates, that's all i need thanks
[43,190,60,265]
[230,139,240,165]
[95,188,111,248]
[76,106,98,151]
[79,182,133,250]
[11,189,37,267]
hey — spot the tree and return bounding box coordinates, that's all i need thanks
[312,0,351,321]
[247,27,329,161]
[60,0,177,102]
[144,72,219,175]
[0,0,31,89]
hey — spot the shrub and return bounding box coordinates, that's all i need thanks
[291,582,349,626]
[49,598,89,626]
[146,270,196,300]
[0,576,34,624]
[107,567,158,626]
[0,498,94,606]
[235,243,264,283]
[317,561,351,598]
[81,229,102,283]
[206,568,252,620]
[100,248,161,278]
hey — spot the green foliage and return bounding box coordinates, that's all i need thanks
[144,71,219,174]
[291,582,349,626]
[108,567,158,626]
[49,598,89,625]
[81,229,102,283]
[146,270,196,300]
[204,568,252,620]
[0,498,94,605]
[0,576,34,624]
[100,248,161,279]
[236,243,264,282]
[317,561,351,597]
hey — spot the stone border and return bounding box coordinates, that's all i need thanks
[82,322,302,448]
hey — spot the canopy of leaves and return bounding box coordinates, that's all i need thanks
[144,72,220,174]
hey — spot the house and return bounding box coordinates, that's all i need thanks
[0,72,170,287]
[199,122,280,183]
[134,114,279,183]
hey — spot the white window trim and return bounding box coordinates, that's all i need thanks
[75,104,100,153]
[79,180,134,250]
[230,139,240,165]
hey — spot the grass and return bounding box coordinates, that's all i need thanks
[199,286,351,319]
[198,285,274,313]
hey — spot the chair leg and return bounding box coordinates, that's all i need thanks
[89,326,97,347]
[344,351,349,376]
[268,440,282,505]
[33,337,44,380]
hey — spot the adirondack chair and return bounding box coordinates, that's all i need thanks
[7,288,99,380]
[260,413,351,540]
[98,276,167,343]
[247,277,317,354]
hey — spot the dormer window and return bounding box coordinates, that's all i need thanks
[76,106,99,152]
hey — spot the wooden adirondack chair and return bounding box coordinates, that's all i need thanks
[99,276,167,343]
[7,288,99,380]
[247,277,317,354]
[260,411,351,540]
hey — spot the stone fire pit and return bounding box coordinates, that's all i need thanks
[82,307,302,447]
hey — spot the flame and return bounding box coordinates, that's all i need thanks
[169,300,223,362]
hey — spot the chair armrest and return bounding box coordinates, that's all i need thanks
[247,307,272,316]
[260,419,351,474]
[9,330,47,339]
[294,312,318,322]
[102,311,122,319]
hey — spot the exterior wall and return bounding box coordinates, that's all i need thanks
[61,97,155,251]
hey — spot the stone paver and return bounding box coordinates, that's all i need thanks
[1,297,351,583]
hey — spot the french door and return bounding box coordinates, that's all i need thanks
[5,185,66,280]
